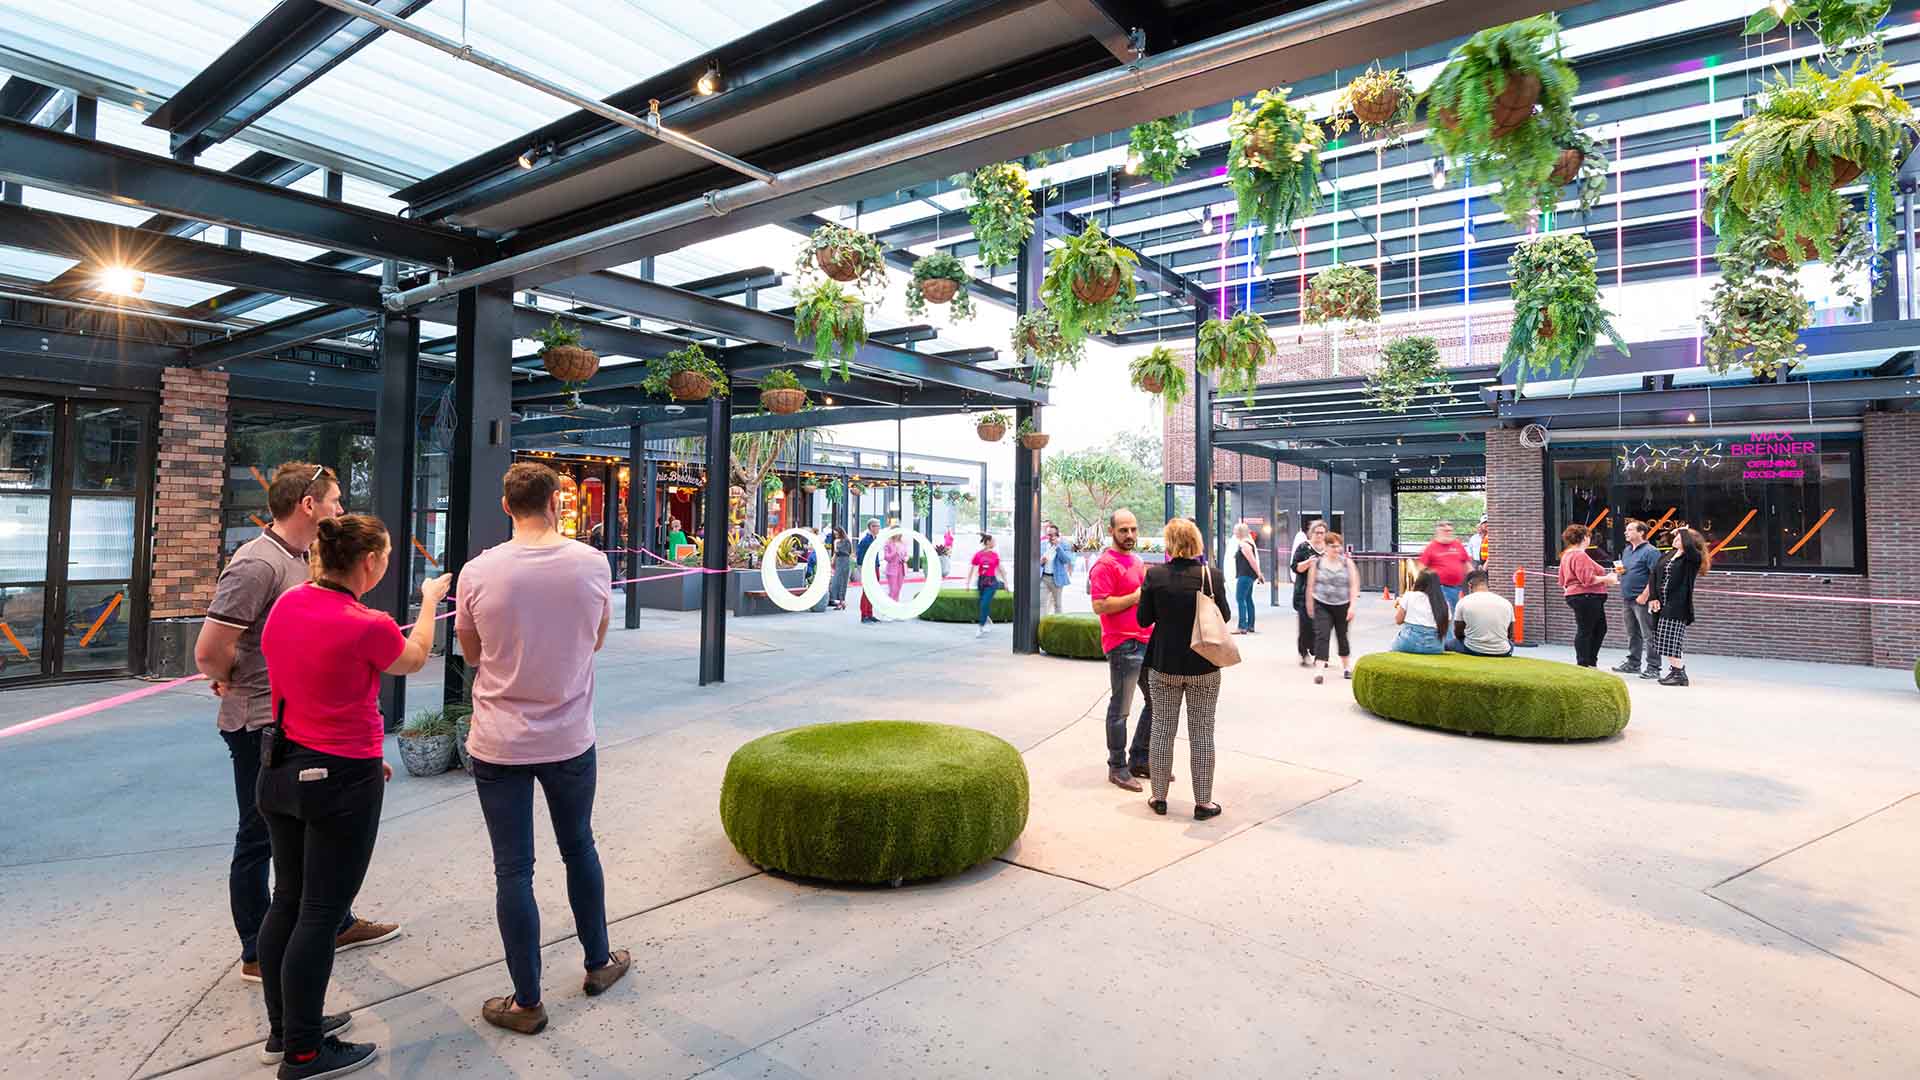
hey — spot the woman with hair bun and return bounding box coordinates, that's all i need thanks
[255,514,449,1079]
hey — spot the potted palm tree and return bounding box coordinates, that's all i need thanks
[975,410,1012,442]
[1303,264,1381,332]
[1502,233,1629,389]
[794,280,868,382]
[1424,14,1581,226]
[644,342,730,402]
[1041,221,1139,340]
[906,252,975,319]
[1365,336,1450,413]
[1228,87,1324,262]
[1333,67,1417,144]
[758,368,807,415]
[1126,115,1195,184]
[797,222,887,290]
[1017,416,1049,451]
[968,162,1035,268]
[1196,311,1277,404]
[1128,345,1190,411]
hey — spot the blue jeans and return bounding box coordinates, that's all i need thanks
[1235,575,1256,632]
[1392,624,1444,654]
[471,745,611,1008]
[220,727,354,963]
[1446,636,1512,657]
[1104,639,1153,770]
[977,577,999,626]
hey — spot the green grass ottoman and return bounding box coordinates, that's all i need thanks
[918,588,1015,623]
[1039,613,1104,660]
[719,721,1030,885]
[1351,652,1630,740]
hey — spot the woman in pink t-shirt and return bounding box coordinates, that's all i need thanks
[883,534,908,602]
[966,533,1001,636]
[256,514,448,1074]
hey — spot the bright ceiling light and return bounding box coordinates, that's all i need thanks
[516,142,555,170]
[97,266,144,296]
[695,61,722,97]
[1123,153,1140,176]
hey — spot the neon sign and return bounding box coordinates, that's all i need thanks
[1730,431,1818,480]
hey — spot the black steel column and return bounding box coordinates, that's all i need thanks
[1012,404,1041,654]
[1163,482,1174,526]
[1321,468,1336,534]
[1215,485,1229,567]
[444,283,514,708]
[1192,320,1214,562]
[698,396,731,685]
[1268,470,1282,607]
[626,422,646,630]
[370,312,418,732]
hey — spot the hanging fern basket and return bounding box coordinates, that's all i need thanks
[1549,146,1584,186]
[816,246,864,282]
[1350,83,1402,127]
[760,388,807,415]
[976,419,1007,443]
[1490,72,1543,137]
[1019,433,1050,451]
[1136,372,1164,394]
[1070,264,1122,305]
[667,371,714,401]
[919,277,960,305]
[543,344,600,384]
[1802,155,1862,193]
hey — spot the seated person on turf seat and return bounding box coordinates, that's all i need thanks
[1445,570,1514,657]
[1389,569,1449,655]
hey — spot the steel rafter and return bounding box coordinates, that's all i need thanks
[187,305,375,369]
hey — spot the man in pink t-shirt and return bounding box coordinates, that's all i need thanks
[455,463,629,1035]
[1087,508,1154,791]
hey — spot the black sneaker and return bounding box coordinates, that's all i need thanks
[1610,660,1640,674]
[261,1014,354,1063]
[276,1036,378,1079]
[1639,667,1661,680]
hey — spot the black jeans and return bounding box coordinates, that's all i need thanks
[1294,601,1314,659]
[256,741,384,1054]
[1312,602,1352,662]
[1566,593,1609,667]
[471,746,611,1009]
[220,727,354,963]
[1103,639,1153,770]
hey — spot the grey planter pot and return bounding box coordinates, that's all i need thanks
[451,718,473,772]
[398,733,456,777]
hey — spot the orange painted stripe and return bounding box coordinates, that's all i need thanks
[411,537,439,568]
[78,592,123,648]
[249,466,269,491]
[1646,507,1676,537]
[1786,508,1836,557]
[0,622,29,660]
[249,513,267,527]
[1710,509,1758,557]
[1588,508,1609,531]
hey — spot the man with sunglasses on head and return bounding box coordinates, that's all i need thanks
[196,463,401,986]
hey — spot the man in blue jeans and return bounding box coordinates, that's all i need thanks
[457,463,631,1035]
[1087,509,1153,791]
[1612,519,1662,677]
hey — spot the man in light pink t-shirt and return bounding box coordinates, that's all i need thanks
[455,463,629,1035]
[1087,508,1154,791]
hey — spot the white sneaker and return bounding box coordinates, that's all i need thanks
[975,625,986,637]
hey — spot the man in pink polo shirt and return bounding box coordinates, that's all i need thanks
[1088,508,1153,791]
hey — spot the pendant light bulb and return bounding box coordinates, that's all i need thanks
[1431,158,1447,190]
[695,60,722,97]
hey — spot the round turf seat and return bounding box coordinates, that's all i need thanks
[918,588,1015,623]
[1351,652,1630,740]
[719,721,1030,884]
[1038,613,1104,660]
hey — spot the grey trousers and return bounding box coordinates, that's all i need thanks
[1147,669,1220,807]
[1623,597,1655,666]
[1041,579,1065,616]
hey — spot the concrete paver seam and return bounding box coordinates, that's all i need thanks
[1109,778,1362,893]
[1700,892,1920,1002]
[1709,790,1920,890]
[0,840,228,871]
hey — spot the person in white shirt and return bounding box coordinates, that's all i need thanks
[1446,570,1514,657]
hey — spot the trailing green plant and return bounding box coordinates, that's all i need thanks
[1537,129,1610,218]
[531,316,583,354]
[763,473,785,501]
[967,162,1035,268]
[1702,219,1815,379]
[1332,67,1417,145]
[1128,345,1190,413]
[1303,264,1381,332]
[1011,310,1084,388]
[905,251,976,320]
[795,222,888,292]
[1745,0,1890,63]
[1195,310,1277,404]
[1127,115,1194,184]
[1040,221,1139,340]
[1705,62,1913,272]
[793,280,868,382]
[1365,335,1450,413]
[1228,87,1324,262]
[758,368,802,392]
[1502,233,1628,389]
[826,476,847,505]
[1424,14,1581,226]
[1016,416,1040,438]
[912,483,933,519]
[642,342,730,398]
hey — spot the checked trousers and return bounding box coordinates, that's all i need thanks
[1147,669,1221,807]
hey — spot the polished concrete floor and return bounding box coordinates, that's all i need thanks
[2,594,1916,1079]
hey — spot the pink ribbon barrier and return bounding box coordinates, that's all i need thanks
[0,674,210,741]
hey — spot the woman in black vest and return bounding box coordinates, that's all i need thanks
[1289,520,1327,667]
[1644,525,1708,686]
[1137,518,1232,821]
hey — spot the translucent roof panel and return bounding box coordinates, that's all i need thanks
[0,1,260,100]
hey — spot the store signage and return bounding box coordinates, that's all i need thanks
[1729,431,1819,480]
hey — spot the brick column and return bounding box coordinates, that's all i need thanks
[151,369,229,619]
[1483,427,1544,644]
[1865,412,1920,669]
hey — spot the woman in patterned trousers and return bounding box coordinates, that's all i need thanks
[1134,518,1232,821]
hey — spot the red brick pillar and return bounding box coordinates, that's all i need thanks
[151,369,229,620]
[1865,412,1920,669]
[1484,427,1546,645]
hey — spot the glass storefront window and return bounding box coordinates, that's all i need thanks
[62,582,130,672]
[0,494,51,583]
[223,406,375,561]
[68,496,136,580]
[0,585,44,676]
[72,406,143,491]
[0,398,54,489]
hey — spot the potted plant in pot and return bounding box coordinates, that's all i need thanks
[644,342,730,402]
[1333,67,1417,145]
[1705,62,1913,272]
[1011,309,1083,388]
[762,473,784,504]
[1196,310,1277,404]
[533,316,599,406]
[758,368,807,415]
[794,280,868,382]
[1303,264,1381,332]
[1539,129,1610,217]
[905,252,976,320]
[967,162,1035,268]
[1228,87,1324,262]
[1126,115,1195,184]
[826,476,847,505]
[1128,344,1190,412]
[1041,221,1139,340]
[975,410,1012,442]
[1745,0,1890,64]
[1424,14,1581,226]
[800,473,819,495]
[1502,233,1629,389]
[397,707,457,777]
[1016,416,1049,451]
[796,221,887,291]
[1365,335,1450,412]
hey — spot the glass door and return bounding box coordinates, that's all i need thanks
[0,396,56,682]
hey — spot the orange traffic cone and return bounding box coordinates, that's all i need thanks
[1382,586,1391,600]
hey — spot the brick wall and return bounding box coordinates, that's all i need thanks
[1865,411,1920,668]
[1482,428,1546,644]
[151,369,229,619]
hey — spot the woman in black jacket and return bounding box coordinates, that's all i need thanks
[1136,518,1231,821]
[1643,525,1708,686]
[1289,520,1327,667]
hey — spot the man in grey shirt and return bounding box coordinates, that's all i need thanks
[194,462,399,982]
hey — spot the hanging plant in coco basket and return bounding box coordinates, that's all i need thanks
[1333,67,1417,145]
[793,281,868,382]
[1424,14,1581,226]
[533,317,599,404]
[757,368,808,415]
[1541,129,1610,217]
[1011,310,1083,389]
[906,251,976,320]
[1365,335,1450,413]
[1041,221,1139,340]
[644,342,730,402]
[1128,345,1190,412]
[1303,264,1381,334]
[796,222,887,291]
[975,410,1012,443]
[967,162,1035,268]
[1196,311,1277,405]
[1228,87,1324,262]
[1016,416,1049,450]
[1502,233,1628,390]
[1126,115,1195,184]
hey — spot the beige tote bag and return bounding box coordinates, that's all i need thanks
[1189,564,1242,669]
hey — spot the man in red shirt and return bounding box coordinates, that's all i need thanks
[1418,521,1472,613]
[1088,509,1153,791]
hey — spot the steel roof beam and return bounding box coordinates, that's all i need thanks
[187,305,376,369]
[1495,374,1920,422]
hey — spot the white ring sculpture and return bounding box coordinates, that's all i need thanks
[857,526,944,620]
[759,528,833,612]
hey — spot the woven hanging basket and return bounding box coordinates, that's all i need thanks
[1018,433,1050,450]
[667,370,714,401]
[1796,155,1862,194]
[1538,311,1556,341]
[1489,72,1542,138]
[1241,126,1277,169]
[1351,85,1401,127]
[1549,147,1584,187]
[976,421,1006,443]
[1765,234,1822,265]
[542,344,599,384]
[1071,265,1121,305]
[760,387,807,415]
[1137,373,1164,394]
[816,246,863,282]
[920,277,959,304]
